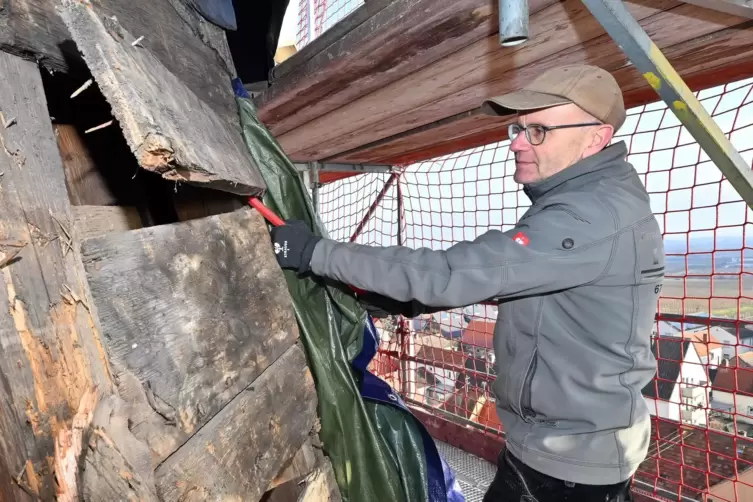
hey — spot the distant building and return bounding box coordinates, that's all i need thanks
[661,316,753,361]
[711,356,753,426]
[685,325,753,361]
[672,328,725,369]
[652,320,680,337]
[642,337,709,427]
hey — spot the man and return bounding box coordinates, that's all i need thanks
[270,64,663,501]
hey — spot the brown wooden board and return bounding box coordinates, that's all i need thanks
[154,343,318,502]
[337,19,753,165]
[0,0,237,122]
[79,393,159,501]
[256,0,753,165]
[72,205,143,240]
[55,123,120,206]
[58,0,266,196]
[0,51,112,501]
[256,0,560,138]
[171,184,246,223]
[267,0,393,82]
[276,0,746,161]
[80,208,300,464]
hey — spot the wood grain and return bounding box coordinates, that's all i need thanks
[71,205,143,240]
[256,0,559,137]
[0,51,111,501]
[267,0,393,82]
[171,184,245,223]
[0,0,238,122]
[80,208,300,464]
[154,343,318,502]
[55,124,119,206]
[59,0,266,196]
[266,0,679,158]
[267,437,320,490]
[79,394,159,501]
[339,20,753,165]
[269,2,749,162]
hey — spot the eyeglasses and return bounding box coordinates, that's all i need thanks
[508,122,602,146]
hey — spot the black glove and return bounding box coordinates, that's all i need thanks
[270,220,322,275]
[358,291,450,319]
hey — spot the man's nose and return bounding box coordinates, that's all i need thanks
[510,131,530,152]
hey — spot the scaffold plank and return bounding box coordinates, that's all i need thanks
[256,0,560,138]
[679,0,753,18]
[335,23,753,166]
[267,1,749,165]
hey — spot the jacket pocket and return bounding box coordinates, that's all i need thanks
[520,347,539,418]
[518,344,560,427]
[520,347,537,419]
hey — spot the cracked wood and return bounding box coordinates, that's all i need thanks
[59,0,266,196]
[0,0,237,123]
[155,343,318,502]
[0,51,112,501]
[80,208,300,465]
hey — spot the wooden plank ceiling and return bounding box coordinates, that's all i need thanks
[254,0,753,169]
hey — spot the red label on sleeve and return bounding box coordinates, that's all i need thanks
[513,232,530,246]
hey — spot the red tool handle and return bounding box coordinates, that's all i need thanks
[248,197,285,227]
[248,197,366,296]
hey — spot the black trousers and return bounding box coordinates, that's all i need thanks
[483,448,634,502]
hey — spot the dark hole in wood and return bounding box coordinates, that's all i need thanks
[39,64,179,226]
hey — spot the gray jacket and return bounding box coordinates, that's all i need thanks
[310,141,663,485]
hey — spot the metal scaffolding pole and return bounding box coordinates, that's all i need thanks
[310,161,320,217]
[582,0,753,209]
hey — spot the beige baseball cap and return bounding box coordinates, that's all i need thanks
[481,64,626,131]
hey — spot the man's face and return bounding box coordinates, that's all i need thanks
[509,103,613,185]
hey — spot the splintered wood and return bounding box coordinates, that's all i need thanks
[80,209,301,465]
[0,50,111,500]
[59,0,266,196]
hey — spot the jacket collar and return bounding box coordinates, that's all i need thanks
[523,141,629,203]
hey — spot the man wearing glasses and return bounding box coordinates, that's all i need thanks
[271,64,662,501]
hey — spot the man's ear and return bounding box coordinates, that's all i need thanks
[588,124,614,153]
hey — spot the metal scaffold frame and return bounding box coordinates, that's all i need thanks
[581,0,753,209]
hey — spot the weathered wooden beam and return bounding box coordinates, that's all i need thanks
[271,0,686,161]
[154,343,318,502]
[269,0,393,81]
[267,437,320,491]
[272,2,752,164]
[338,20,753,166]
[55,124,120,206]
[0,51,112,501]
[255,0,559,138]
[80,208,300,465]
[59,0,266,196]
[171,184,245,223]
[71,205,143,240]
[678,0,753,18]
[78,393,159,501]
[0,0,237,121]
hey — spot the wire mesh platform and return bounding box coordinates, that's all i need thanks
[436,441,496,502]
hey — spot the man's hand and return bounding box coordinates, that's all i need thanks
[358,291,450,319]
[270,220,322,275]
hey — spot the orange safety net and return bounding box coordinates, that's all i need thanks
[318,76,753,501]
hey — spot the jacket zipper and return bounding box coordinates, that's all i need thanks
[520,347,537,423]
[518,348,559,427]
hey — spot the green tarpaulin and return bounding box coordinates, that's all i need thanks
[234,82,438,502]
